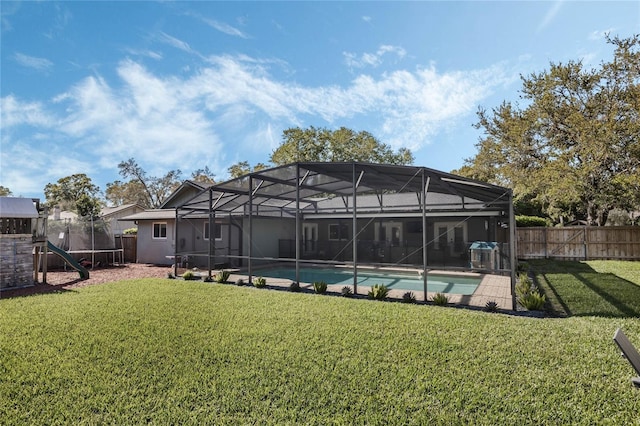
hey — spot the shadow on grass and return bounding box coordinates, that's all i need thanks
[0,280,80,299]
[529,260,640,318]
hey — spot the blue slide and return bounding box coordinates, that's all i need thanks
[47,241,90,280]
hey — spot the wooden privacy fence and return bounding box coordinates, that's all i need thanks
[517,226,640,260]
[115,234,137,263]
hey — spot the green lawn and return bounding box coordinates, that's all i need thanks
[530,260,640,317]
[1,271,640,424]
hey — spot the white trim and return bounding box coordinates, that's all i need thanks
[434,221,468,254]
[152,222,167,239]
[203,222,223,241]
[374,221,403,245]
[307,211,501,220]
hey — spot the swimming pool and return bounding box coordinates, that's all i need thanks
[257,267,481,295]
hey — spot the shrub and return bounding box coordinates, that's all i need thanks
[402,291,416,303]
[519,291,547,311]
[235,279,245,286]
[367,284,389,300]
[123,227,138,235]
[214,270,231,283]
[341,286,353,297]
[313,281,328,294]
[516,215,549,227]
[432,292,449,306]
[203,276,213,283]
[289,282,301,292]
[484,300,499,312]
[182,270,197,281]
[516,273,546,310]
[515,273,534,295]
[253,277,266,288]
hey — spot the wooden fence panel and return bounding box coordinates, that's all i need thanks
[116,235,137,263]
[517,226,640,260]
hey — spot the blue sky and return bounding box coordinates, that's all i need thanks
[1,1,638,202]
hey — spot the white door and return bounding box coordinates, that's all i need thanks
[302,223,318,254]
[434,222,467,255]
[375,222,403,246]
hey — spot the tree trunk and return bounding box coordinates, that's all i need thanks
[586,201,610,226]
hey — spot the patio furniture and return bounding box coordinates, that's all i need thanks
[613,328,640,388]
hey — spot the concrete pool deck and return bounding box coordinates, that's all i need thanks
[213,269,514,311]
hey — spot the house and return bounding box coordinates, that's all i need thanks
[124,163,515,285]
[120,180,219,265]
[101,204,145,235]
[48,207,78,223]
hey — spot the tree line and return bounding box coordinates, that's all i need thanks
[454,34,639,226]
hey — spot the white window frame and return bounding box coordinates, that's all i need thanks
[203,222,223,241]
[152,222,167,240]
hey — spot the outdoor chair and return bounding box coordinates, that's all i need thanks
[613,328,640,388]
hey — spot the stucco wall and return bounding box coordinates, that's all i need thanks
[242,217,295,259]
[136,220,175,265]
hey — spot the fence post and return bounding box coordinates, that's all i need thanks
[583,226,588,261]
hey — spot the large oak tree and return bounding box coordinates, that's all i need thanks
[270,126,414,166]
[111,158,182,208]
[457,35,640,225]
[44,174,102,218]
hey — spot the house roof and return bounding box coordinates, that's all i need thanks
[159,180,214,209]
[0,197,39,218]
[119,209,176,221]
[101,204,144,218]
[177,162,511,217]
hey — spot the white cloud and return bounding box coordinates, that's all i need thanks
[343,45,407,70]
[123,48,163,60]
[157,31,197,55]
[2,53,511,196]
[537,1,564,33]
[14,53,53,71]
[362,16,372,23]
[200,17,250,39]
[1,95,54,127]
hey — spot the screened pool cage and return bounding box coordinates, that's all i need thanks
[174,162,517,303]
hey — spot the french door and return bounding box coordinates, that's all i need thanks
[434,222,467,255]
[302,223,318,255]
[375,221,403,246]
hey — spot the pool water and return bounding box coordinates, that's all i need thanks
[258,267,481,295]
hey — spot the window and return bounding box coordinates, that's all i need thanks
[153,222,167,239]
[204,222,222,240]
[328,223,349,241]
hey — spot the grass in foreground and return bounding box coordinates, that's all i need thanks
[530,260,640,317]
[1,278,640,425]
